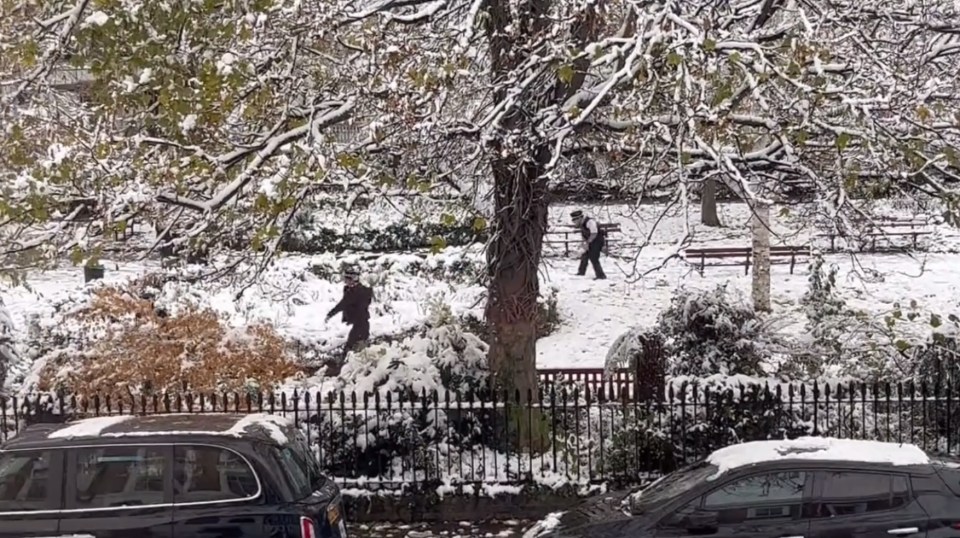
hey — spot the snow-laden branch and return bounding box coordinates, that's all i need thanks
[156,100,355,212]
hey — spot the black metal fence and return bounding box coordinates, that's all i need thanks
[3,380,959,489]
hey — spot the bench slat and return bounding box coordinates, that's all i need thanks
[687,251,810,259]
[685,247,810,256]
[682,245,810,275]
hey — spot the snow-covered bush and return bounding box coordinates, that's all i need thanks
[610,285,769,378]
[307,310,490,479]
[658,285,768,376]
[789,253,867,376]
[604,328,666,401]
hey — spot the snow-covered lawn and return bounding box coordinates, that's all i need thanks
[3,200,958,389]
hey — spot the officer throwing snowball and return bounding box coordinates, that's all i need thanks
[571,209,607,280]
[326,266,374,366]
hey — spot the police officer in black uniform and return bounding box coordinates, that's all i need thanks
[571,209,607,280]
[326,267,374,363]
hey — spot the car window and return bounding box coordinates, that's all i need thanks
[288,429,323,484]
[72,446,166,509]
[705,471,808,508]
[0,450,53,512]
[813,471,910,517]
[173,446,259,504]
[273,446,313,499]
[694,471,809,525]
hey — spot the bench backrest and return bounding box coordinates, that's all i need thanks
[685,246,811,257]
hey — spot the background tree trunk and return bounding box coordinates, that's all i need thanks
[701,176,722,227]
[751,201,772,312]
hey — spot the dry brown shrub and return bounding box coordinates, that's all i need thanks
[40,286,302,394]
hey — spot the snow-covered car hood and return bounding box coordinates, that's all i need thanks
[522,490,635,538]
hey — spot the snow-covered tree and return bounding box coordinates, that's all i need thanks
[2,0,959,398]
[0,295,17,390]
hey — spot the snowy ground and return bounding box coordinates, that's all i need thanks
[3,199,958,388]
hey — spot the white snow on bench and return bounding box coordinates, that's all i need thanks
[707,437,929,479]
[47,415,132,439]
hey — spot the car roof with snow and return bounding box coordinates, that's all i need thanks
[705,437,931,479]
[1,413,296,450]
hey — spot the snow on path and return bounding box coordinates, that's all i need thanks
[537,252,960,369]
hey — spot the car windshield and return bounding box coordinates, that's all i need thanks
[629,461,717,514]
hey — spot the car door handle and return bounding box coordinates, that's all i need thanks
[887,528,920,535]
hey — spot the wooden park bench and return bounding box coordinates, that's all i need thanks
[817,218,934,252]
[683,245,812,275]
[543,222,622,256]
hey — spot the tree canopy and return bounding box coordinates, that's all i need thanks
[1,0,957,267]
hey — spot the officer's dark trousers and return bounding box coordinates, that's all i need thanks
[577,238,606,278]
[341,319,370,360]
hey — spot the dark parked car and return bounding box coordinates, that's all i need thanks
[523,437,960,538]
[0,413,347,538]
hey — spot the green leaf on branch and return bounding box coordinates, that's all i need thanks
[895,339,911,353]
[931,313,942,328]
[702,39,716,52]
[336,153,363,172]
[440,213,456,227]
[69,246,85,266]
[666,52,683,66]
[557,64,575,84]
[429,235,447,254]
[836,132,852,151]
[472,216,487,232]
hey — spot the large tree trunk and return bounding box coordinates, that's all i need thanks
[485,156,548,401]
[481,0,553,403]
[751,201,772,312]
[480,0,595,416]
[701,176,722,227]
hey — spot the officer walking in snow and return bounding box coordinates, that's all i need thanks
[325,267,374,365]
[571,209,607,280]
